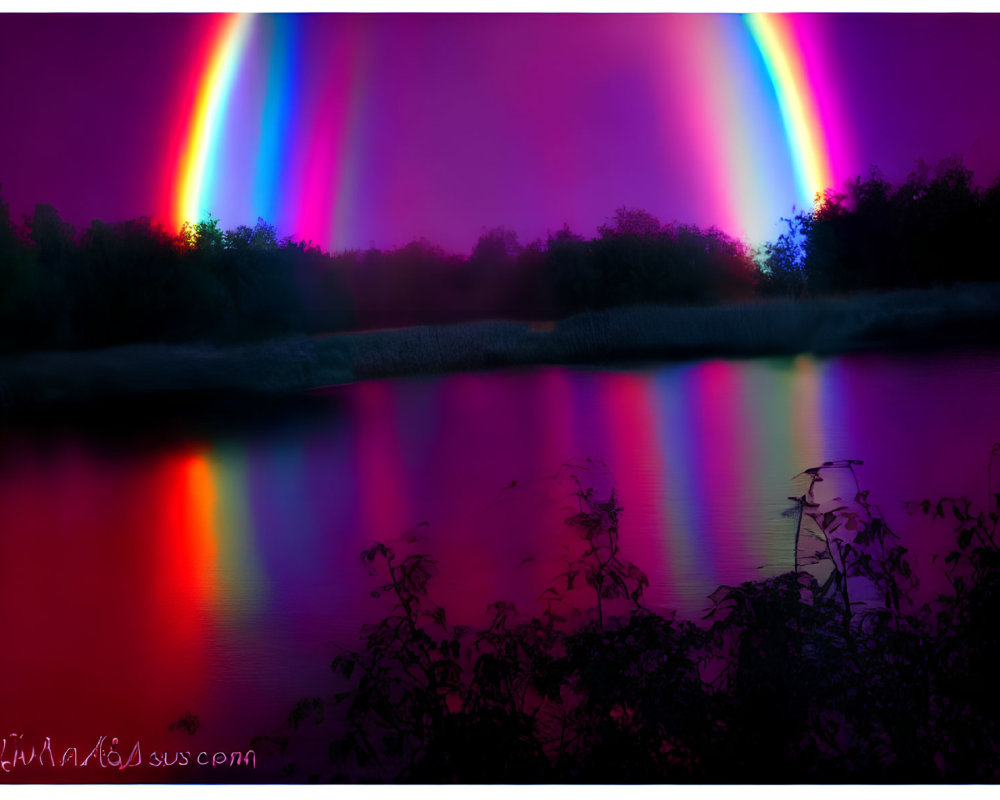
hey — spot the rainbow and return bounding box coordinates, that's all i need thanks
[745,13,835,210]
[173,13,254,231]
[166,14,845,251]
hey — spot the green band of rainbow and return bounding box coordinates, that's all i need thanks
[745,13,834,208]
[168,14,840,247]
[174,14,254,230]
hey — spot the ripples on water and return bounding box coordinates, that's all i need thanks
[1,348,998,779]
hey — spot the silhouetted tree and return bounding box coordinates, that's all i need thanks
[182,214,225,254]
[470,226,522,266]
[761,157,1000,296]
[754,212,809,298]
[223,217,278,251]
[598,206,663,239]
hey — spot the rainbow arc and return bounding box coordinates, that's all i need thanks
[169,13,842,250]
[745,13,835,209]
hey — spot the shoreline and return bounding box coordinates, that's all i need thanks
[3,282,1000,413]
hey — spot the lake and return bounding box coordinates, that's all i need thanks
[2,347,999,781]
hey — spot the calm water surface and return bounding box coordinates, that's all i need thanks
[2,349,999,780]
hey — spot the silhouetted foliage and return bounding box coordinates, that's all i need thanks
[470,226,522,266]
[0,190,772,354]
[758,157,1000,297]
[0,200,354,353]
[7,155,1000,356]
[275,455,1000,782]
[546,208,758,315]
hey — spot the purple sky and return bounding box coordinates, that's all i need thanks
[1,13,999,253]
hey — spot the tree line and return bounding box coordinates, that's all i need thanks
[2,155,1000,353]
[0,198,758,353]
[757,156,1000,297]
[0,203,350,353]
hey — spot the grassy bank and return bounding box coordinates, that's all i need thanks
[3,282,1000,411]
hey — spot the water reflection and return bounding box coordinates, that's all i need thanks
[1,349,999,779]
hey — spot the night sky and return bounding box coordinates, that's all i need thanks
[1,13,999,253]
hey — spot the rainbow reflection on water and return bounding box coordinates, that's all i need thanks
[1,350,998,779]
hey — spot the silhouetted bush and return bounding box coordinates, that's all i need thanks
[267,456,1000,782]
[758,157,1000,297]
